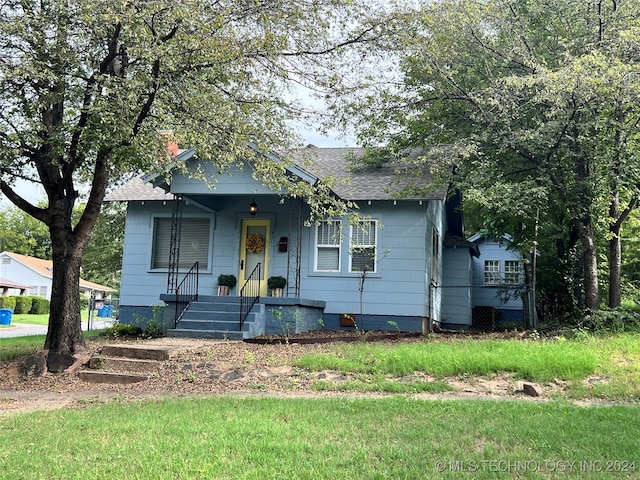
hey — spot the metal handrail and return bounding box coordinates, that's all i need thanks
[174,262,199,328]
[239,263,260,331]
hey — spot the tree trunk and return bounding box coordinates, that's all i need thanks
[44,245,86,355]
[609,231,622,308]
[579,219,600,311]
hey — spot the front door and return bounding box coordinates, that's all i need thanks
[239,219,270,297]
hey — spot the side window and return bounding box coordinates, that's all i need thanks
[350,220,377,273]
[504,260,523,284]
[315,220,342,272]
[152,217,211,269]
[484,260,500,285]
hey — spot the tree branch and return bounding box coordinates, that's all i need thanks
[281,25,380,56]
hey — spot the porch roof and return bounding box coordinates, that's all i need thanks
[105,174,173,201]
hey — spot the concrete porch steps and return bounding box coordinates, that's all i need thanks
[167,328,244,340]
[79,344,175,385]
[166,296,262,340]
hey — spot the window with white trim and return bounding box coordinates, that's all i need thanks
[504,260,523,284]
[315,220,342,272]
[350,220,377,273]
[152,217,211,270]
[484,260,500,285]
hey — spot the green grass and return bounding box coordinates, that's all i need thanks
[3,309,92,326]
[0,396,638,479]
[567,333,640,400]
[295,338,598,383]
[0,335,47,361]
[295,334,640,399]
[0,331,104,361]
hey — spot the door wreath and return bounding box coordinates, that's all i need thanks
[246,233,265,254]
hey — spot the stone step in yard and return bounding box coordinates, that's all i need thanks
[80,343,178,385]
[78,370,151,385]
[99,344,173,361]
[88,356,163,373]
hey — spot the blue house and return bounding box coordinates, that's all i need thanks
[107,145,480,338]
[467,234,526,329]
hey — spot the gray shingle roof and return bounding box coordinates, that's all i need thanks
[104,175,173,201]
[298,146,444,201]
[105,146,444,202]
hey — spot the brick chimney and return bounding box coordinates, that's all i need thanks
[159,130,178,158]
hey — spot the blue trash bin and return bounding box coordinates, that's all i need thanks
[105,305,114,318]
[0,308,13,325]
[97,307,107,318]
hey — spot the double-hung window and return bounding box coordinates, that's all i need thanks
[484,259,523,285]
[350,220,377,273]
[483,260,500,285]
[152,217,211,270]
[504,260,523,284]
[315,220,342,272]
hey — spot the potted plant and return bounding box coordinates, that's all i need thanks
[217,274,237,296]
[267,276,287,297]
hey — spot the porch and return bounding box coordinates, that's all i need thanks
[159,294,326,340]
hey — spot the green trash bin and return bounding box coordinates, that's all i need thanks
[0,308,13,325]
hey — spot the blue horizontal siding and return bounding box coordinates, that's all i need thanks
[118,187,446,323]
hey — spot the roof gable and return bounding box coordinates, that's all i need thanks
[1,251,53,278]
[105,145,445,202]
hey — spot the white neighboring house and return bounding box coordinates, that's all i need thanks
[0,251,114,300]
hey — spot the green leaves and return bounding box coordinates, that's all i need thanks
[343,0,640,314]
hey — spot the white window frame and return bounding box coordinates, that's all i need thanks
[151,216,212,271]
[350,220,378,273]
[315,220,342,272]
[504,260,523,284]
[484,260,500,285]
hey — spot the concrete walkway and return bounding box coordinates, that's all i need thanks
[0,318,113,338]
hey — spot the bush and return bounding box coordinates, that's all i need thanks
[29,296,50,314]
[102,323,143,338]
[13,296,33,314]
[217,274,237,288]
[268,276,287,289]
[0,296,17,310]
[584,308,640,334]
[80,294,89,310]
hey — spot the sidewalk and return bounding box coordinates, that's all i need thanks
[0,318,114,338]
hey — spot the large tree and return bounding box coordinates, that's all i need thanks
[339,0,640,312]
[0,0,393,354]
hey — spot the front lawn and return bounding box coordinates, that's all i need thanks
[4,309,92,326]
[0,396,638,479]
[296,337,597,382]
[0,331,102,361]
[295,333,640,400]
